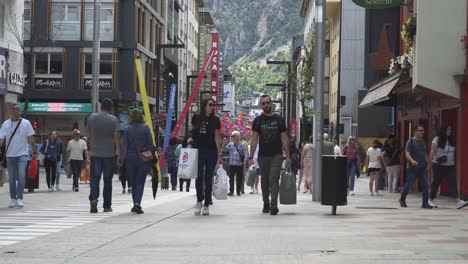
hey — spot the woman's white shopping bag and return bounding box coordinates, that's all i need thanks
[177,148,199,179]
[213,167,228,200]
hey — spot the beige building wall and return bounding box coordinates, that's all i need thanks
[413,0,466,99]
[327,0,341,125]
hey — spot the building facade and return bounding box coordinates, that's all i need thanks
[23,0,166,137]
[0,0,24,122]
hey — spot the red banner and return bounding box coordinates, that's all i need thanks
[210,32,219,102]
[158,46,216,168]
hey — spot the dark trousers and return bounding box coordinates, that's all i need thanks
[400,165,429,206]
[430,163,459,199]
[196,149,217,206]
[119,162,132,190]
[89,156,114,208]
[258,154,283,207]
[228,165,244,194]
[168,166,178,188]
[44,159,57,188]
[126,158,151,205]
[179,179,191,191]
[70,159,83,188]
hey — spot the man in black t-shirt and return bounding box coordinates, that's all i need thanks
[249,95,291,215]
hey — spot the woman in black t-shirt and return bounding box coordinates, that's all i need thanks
[186,99,222,216]
[383,138,401,193]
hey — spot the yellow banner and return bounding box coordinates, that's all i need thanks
[134,58,161,181]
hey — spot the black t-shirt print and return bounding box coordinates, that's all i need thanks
[252,114,287,157]
[191,114,221,150]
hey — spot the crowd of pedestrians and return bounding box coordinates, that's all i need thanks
[1,96,467,215]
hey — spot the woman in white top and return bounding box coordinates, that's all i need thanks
[429,125,468,209]
[301,136,314,194]
[365,139,385,196]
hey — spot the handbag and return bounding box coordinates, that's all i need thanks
[128,126,154,163]
[436,142,450,164]
[234,143,245,163]
[1,119,23,168]
[279,166,297,205]
[39,140,49,164]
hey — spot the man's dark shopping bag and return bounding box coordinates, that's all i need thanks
[280,167,297,205]
[161,176,169,190]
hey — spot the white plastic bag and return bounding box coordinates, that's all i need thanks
[213,167,228,200]
[177,148,199,179]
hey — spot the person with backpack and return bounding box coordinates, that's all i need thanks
[40,131,62,192]
[225,131,249,196]
[383,138,401,193]
[399,124,432,209]
[166,137,179,191]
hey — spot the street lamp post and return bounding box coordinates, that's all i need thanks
[266,61,292,129]
[266,83,286,116]
[91,0,101,113]
[155,43,184,147]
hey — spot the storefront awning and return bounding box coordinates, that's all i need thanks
[359,72,402,108]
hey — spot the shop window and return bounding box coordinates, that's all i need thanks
[84,53,112,75]
[51,2,81,40]
[35,53,63,75]
[24,2,31,40]
[84,2,114,41]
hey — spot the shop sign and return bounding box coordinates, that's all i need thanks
[0,48,8,95]
[20,102,92,113]
[352,0,402,9]
[84,78,112,90]
[35,78,62,89]
[9,73,25,87]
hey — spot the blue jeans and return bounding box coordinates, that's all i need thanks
[88,156,115,208]
[400,165,429,206]
[126,158,151,205]
[196,149,217,206]
[347,159,357,191]
[7,155,28,200]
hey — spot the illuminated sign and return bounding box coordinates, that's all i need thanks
[352,0,403,9]
[20,102,92,113]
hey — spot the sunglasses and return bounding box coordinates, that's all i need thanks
[261,101,271,106]
[207,103,214,107]
[74,134,80,136]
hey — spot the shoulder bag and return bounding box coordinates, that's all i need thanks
[436,145,449,164]
[129,126,154,163]
[1,119,23,168]
[39,140,49,164]
[234,143,245,162]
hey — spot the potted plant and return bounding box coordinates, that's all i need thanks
[401,15,417,47]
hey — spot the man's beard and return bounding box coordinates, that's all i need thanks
[263,106,272,114]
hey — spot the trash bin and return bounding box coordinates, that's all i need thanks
[321,155,347,215]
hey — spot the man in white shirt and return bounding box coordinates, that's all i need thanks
[0,104,37,208]
[67,129,88,192]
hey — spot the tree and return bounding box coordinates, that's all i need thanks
[292,37,314,142]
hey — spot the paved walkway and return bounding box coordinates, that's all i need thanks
[0,174,467,264]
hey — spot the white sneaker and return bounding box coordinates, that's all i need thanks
[16,199,24,208]
[428,199,437,208]
[48,187,53,192]
[52,186,56,191]
[375,192,383,196]
[8,199,17,208]
[56,185,61,191]
[369,192,375,196]
[194,202,202,215]
[202,206,210,216]
[349,191,355,195]
[456,200,468,209]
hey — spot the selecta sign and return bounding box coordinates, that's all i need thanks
[352,0,403,9]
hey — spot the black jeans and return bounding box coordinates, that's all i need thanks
[196,149,217,206]
[430,163,459,199]
[44,159,57,188]
[70,160,83,188]
[229,165,244,194]
[168,166,178,188]
[179,179,191,191]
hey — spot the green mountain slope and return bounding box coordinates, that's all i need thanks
[204,0,303,96]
